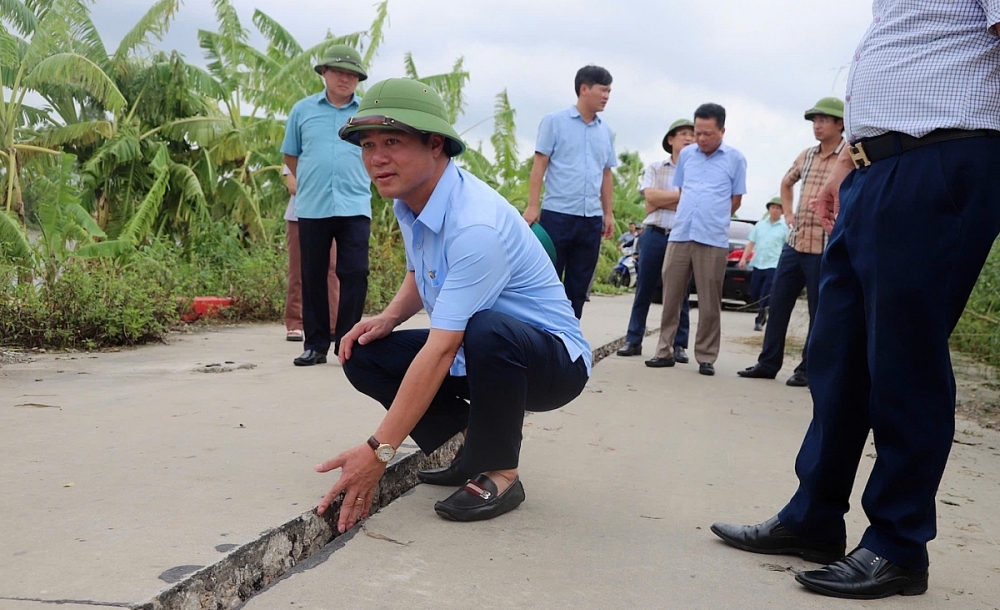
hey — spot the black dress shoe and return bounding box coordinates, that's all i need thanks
[644,356,675,368]
[736,363,777,379]
[616,342,642,357]
[434,474,525,522]
[795,547,928,599]
[673,346,689,363]
[699,362,715,376]
[417,446,472,486]
[293,350,327,366]
[786,371,809,387]
[710,516,845,564]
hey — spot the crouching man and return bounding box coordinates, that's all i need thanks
[314,78,592,532]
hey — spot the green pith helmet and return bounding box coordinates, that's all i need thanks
[662,118,695,153]
[338,78,466,157]
[531,223,557,266]
[766,196,784,210]
[313,45,367,81]
[804,97,844,120]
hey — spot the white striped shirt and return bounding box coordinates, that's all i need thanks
[845,0,1000,140]
[638,159,678,230]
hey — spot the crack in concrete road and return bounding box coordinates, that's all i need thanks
[0,596,133,607]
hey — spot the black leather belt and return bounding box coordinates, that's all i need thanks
[646,225,670,235]
[848,129,1000,169]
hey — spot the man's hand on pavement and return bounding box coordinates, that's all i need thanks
[338,315,395,364]
[315,444,387,533]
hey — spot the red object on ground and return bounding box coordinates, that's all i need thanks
[181,297,234,322]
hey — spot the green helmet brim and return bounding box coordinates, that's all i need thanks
[340,107,466,157]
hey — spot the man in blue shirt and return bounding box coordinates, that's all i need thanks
[281,45,372,366]
[312,79,591,531]
[646,103,747,376]
[523,65,617,319]
[738,198,789,331]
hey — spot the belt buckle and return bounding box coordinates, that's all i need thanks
[848,142,871,169]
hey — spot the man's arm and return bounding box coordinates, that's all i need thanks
[339,271,423,363]
[523,152,549,225]
[601,167,615,239]
[317,326,463,532]
[285,172,297,196]
[738,240,756,269]
[643,188,681,215]
[810,146,855,233]
[779,182,795,228]
[283,154,298,178]
[730,194,742,216]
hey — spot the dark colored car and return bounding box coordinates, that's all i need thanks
[650,218,758,306]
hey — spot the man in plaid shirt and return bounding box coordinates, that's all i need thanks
[737,97,846,387]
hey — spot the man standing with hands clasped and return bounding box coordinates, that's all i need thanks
[281,45,372,366]
[712,1,1000,599]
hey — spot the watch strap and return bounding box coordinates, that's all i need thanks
[367,436,380,451]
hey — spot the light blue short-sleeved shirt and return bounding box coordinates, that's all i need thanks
[535,106,617,217]
[669,142,748,249]
[395,161,592,378]
[281,93,371,219]
[746,218,789,270]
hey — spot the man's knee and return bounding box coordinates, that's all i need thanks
[342,340,381,391]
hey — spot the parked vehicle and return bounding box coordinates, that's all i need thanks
[608,249,639,289]
[650,219,757,306]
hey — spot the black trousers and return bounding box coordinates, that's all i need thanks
[297,215,370,354]
[756,245,822,375]
[539,210,603,319]
[343,310,589,472]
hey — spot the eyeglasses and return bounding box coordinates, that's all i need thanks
[343,115,424,138]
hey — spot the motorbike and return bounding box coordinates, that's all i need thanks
[608,244,639,289]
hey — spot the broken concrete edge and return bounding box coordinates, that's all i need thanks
[133,332,645,610]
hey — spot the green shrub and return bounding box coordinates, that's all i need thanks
[0,257,177,349]
[953,240,1000,367]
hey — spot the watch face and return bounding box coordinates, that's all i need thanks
[375,445,395,462]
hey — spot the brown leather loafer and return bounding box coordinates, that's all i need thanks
[434,474,525,522]
[710,516,845,564]
[795,547,928,599]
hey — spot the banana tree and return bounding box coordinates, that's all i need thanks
[0,0,126,223]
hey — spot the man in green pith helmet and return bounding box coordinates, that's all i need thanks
[616,118,695,361]
[736,97,846,386]
[281,45,372,367]
[738,197,789,331]
[312,78,591,531]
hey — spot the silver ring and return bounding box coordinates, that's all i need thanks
[354,497,364,504]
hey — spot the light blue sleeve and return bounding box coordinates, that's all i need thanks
[672,150,687,188]
[280,105,301,157]
[430,225,511,332]
[535,114,557,156]
[747,222,761,243]
[605,128,618,168]
[731,152,748,196]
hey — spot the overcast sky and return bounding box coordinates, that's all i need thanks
[91,0,874,220]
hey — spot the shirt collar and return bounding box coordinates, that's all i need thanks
[408,161,461,234]
[692,141,731,158]
[316,92,361,109]
[569,105,602,125]
[814,138,848,158]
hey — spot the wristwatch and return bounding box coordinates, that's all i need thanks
[367,436,396,463]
